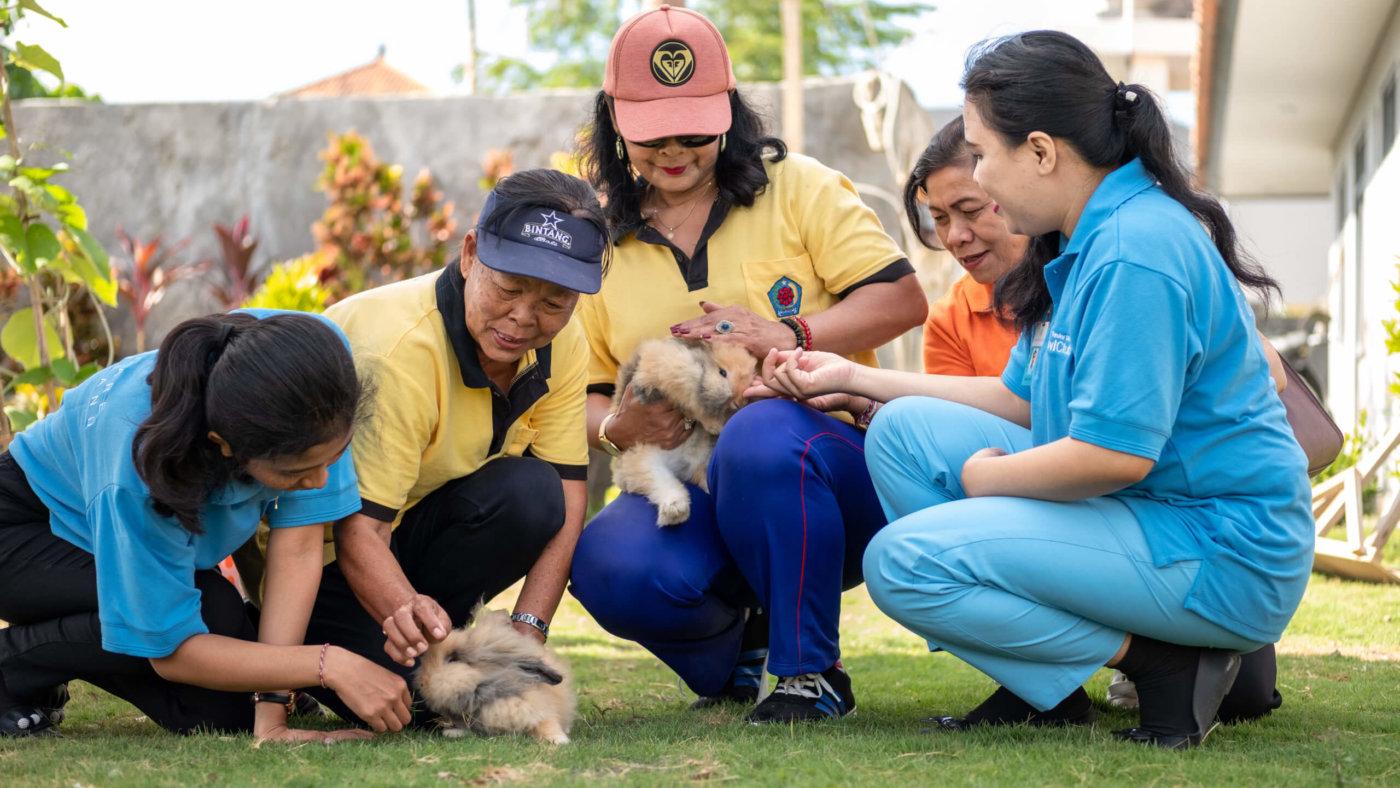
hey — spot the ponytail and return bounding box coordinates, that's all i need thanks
[962,30,1280,330]
[132,312,362,534]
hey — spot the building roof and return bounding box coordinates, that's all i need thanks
[1196,0,1398,196]
[280,56,431,98]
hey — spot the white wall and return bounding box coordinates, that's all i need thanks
[1329,7,1400,445]
[1229,196,1333,308]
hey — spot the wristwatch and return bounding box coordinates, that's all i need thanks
[510,612,550,639]
[597,412,622,457]
[251,690,298,714]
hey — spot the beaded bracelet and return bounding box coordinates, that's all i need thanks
[779,317,813,351]
[856,400,881,429]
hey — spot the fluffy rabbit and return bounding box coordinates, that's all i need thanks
[610,338,756,525]
[414,608,576,745]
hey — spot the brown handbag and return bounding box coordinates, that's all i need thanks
[1278,359,1344,476]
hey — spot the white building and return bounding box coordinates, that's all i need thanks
[1197,0,1400,437]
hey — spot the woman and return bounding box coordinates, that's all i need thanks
[906,115,1025,377]
[907,115,1288,724]
[568,5,927,724]
[757,31,1312,749]
[0,311,411,740]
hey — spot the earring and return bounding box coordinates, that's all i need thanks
[615,136,626,160]
[719,133,727,153]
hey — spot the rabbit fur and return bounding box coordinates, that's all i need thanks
[414,607,576,745]
[610,338,756,526]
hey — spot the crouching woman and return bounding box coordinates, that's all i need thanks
[0,312,411,740]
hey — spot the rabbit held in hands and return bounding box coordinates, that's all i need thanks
[610,338,756,526]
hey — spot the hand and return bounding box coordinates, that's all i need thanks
[254,722,375,745]
[607,383,693,451]
[381,594,451,667]
[960,447,1008,498]
[672,301,795,358]
[322,646,415,733]
[760,347,858,401]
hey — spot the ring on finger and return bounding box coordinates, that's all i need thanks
[714,319,735,334]
[683,418,695,430]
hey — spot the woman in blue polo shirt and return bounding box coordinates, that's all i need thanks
[753,30,1312,750]
[0,311,412,740]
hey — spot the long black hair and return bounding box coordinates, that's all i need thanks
[903,115,974,250]
[475,168,612,274]
[131,312,363,534]
[581,89,788,239]
[961,30,1279,329]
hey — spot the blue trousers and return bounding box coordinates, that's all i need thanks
[861,397,1262,710]
[570,400,887,696]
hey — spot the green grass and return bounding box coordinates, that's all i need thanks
[3,575,1398,787]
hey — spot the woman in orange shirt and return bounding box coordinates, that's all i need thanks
[905,117,1025,376]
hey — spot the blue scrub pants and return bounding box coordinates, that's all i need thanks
[861,397,1263,711]
[570,400,887,696]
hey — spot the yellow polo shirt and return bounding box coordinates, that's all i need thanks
[578,153,911,392]
[326,266,589,530]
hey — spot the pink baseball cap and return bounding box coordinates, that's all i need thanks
[603,4,737,142]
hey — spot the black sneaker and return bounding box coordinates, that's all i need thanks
[37,683,69,728]
[690,647,767,709]
[745,661,855,724]
[0,706,57,737]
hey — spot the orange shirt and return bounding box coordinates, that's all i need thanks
[922,272,1019,376]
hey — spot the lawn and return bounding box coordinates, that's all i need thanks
[2,573,1397,787]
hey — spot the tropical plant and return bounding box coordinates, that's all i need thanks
[209,215,261,309]
[113,230,208,353]
[311,131,457,297]
[0,1,114,448]
[243,253,333,314]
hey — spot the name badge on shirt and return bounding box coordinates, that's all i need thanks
[1022,320,1050,389]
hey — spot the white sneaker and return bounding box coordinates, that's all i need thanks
[1106,670,1139,709]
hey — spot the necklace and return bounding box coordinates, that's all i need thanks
[645,180,714,240]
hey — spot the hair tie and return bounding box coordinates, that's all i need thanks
[1113,82,1140,126]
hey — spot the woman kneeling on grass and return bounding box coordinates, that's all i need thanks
[754,30,1312,750]
[0,311,411,741]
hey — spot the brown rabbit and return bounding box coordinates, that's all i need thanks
[414,607,576,744]
[610,338,756,525]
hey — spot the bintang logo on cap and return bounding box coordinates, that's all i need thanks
[650,39,695,86]
[520,210,573,251]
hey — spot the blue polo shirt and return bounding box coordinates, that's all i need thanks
[1000,159,1312,644]
[9,310,361,657]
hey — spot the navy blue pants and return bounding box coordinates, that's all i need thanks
[570,400,888,696]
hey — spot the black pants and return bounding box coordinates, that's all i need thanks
[303,456,565,725]
[0,452,255,734]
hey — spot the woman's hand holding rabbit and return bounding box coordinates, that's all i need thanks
[609,383,693,451]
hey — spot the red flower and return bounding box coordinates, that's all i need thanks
[777,286,795,306]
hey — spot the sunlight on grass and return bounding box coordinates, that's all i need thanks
[2,573,1398,786]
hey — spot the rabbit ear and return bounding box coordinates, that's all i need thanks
[518,661,564,686]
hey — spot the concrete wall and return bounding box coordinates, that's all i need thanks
[9,75,942,351]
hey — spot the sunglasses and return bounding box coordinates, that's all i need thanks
[629,135,720,149]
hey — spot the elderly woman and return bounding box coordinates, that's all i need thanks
[568,5,927,724]
[301,170,608,727]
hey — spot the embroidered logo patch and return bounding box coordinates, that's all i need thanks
[519,210,573,250]
[767,276,802,318]
[651,40,695,86]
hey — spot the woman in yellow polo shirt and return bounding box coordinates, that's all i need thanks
[568,5,927,724]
